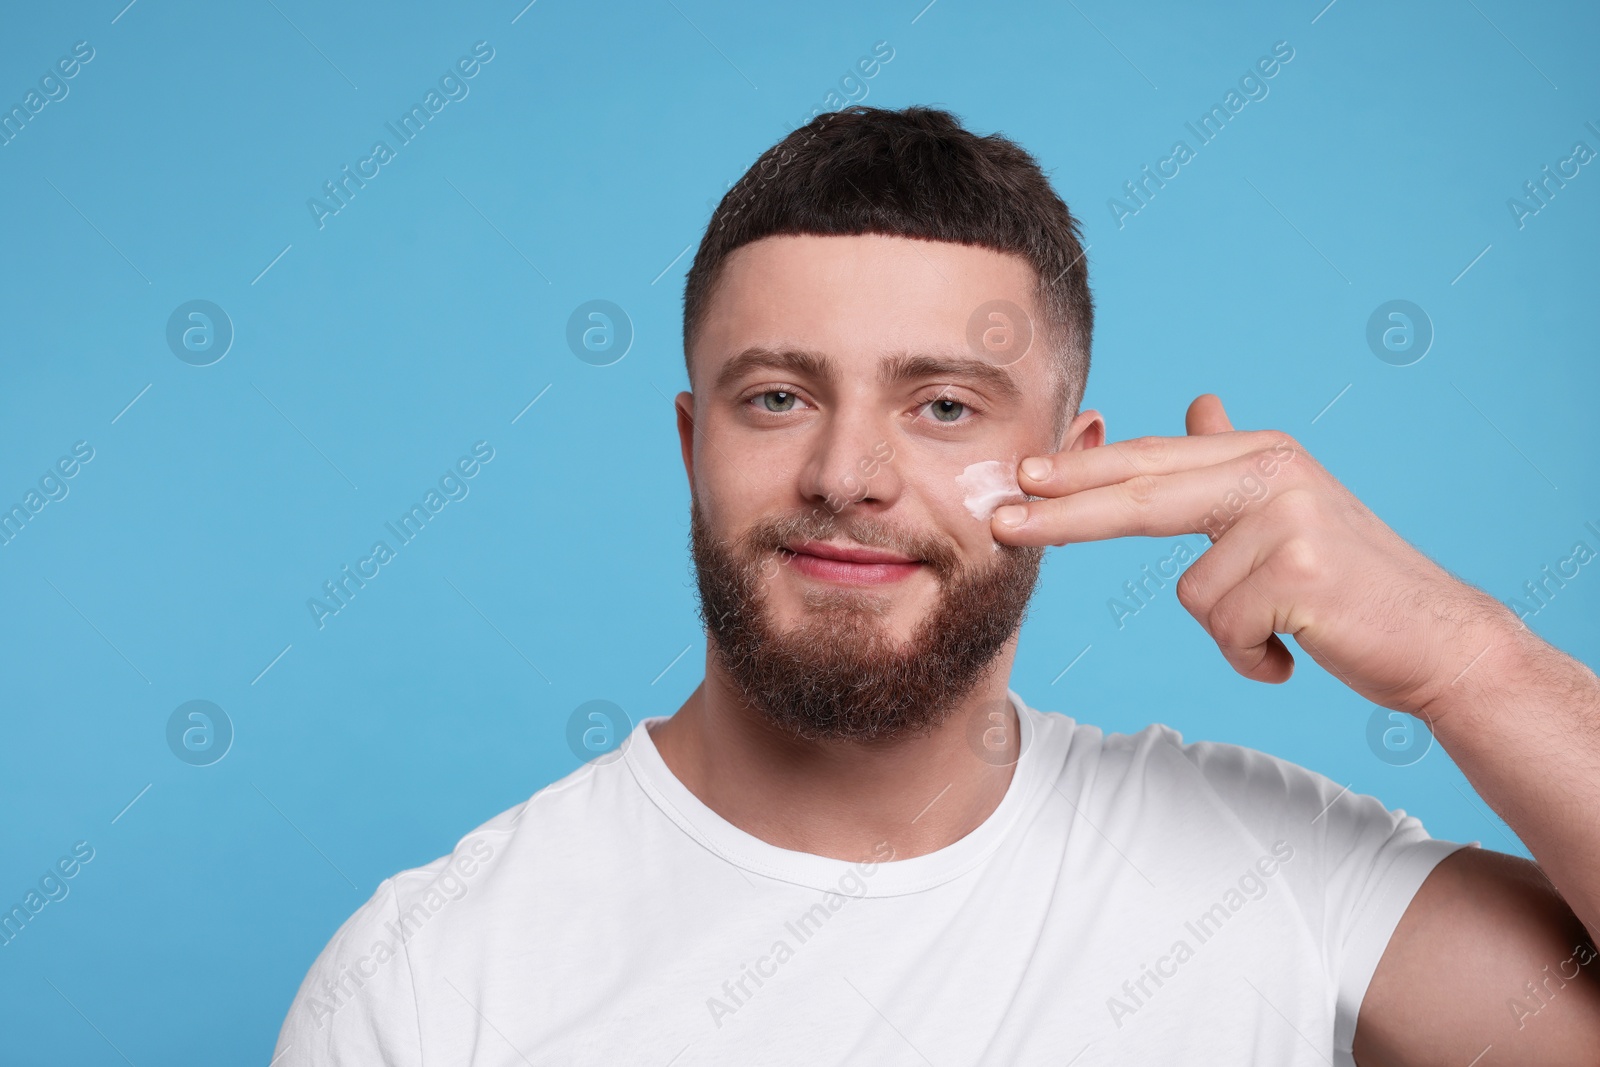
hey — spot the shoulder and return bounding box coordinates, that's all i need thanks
[1021,697,1461,871]
[384,750,649,933]
[1021,696,1472,970]
[273,754,641,1064]
[1032,702,1349,829]
[272,874,419,1065]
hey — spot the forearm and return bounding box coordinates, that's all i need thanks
[1425,600,1600,944]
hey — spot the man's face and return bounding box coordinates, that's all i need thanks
[677,234,1100,741]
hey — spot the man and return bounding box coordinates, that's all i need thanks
[275,106,1600,1065]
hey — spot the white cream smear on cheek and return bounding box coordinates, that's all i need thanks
[957,461,1030,550]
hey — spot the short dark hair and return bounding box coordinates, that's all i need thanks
[681,105,1094,435]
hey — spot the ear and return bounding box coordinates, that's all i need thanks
[1059,407,1105,453]
[674,390,696,493]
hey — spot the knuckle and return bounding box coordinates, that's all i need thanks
[1123,473,1161,510]
[1271,430,1302,461]
[1128,435,1170,468]
[1120,474,1162,535]
[1275,536,1321,582]
[1175,567,1206,613]
[1196,509,1230,541]
[1208,601,1245,648]
[1246,429,1296,463]
[1270,487,1321,525]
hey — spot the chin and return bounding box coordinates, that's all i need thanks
[780,576,931,626]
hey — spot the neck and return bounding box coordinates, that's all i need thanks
[648,647,1021,863]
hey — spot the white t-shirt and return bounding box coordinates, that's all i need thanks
[274,690,1471,1066]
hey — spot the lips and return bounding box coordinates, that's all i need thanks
[781,540,924,586]
[785,540,919,565]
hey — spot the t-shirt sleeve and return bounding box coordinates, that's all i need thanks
[272,878,424,1067]
[1171,733,1477,1055]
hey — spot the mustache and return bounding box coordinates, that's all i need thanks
[687,497,1046,743]
[735,508,966,580]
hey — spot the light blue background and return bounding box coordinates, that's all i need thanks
[1,0,1596,1061]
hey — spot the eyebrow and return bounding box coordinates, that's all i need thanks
[714,347,832,395]
[881,352,1024,405]
[713,346,1023,405]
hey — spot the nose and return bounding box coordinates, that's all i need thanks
[796,409,901,517]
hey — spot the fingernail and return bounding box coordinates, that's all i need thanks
[1021,457,1051,481]
[994,505,1027,527]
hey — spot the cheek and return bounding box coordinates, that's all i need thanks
[952,459,1024,522]
[894,459,1021,565]
[699,427,765,492]
[697,448,801,533]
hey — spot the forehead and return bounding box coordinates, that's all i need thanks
[692,234,1045,382]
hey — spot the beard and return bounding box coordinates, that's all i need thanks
[688,497,1045,743]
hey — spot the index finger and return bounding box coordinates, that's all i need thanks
[995,451,1293,546]
[1019,429,1295,498]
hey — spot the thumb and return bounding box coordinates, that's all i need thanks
[1186,393,1234,436]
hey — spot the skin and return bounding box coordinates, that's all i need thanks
[654,233,1103,860]
[654,232,1600,1063]
[996,397,1600,1063]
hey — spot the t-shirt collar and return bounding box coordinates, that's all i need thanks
[622,688,1054,897]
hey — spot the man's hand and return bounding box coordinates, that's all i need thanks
[992,393,1600,1063]
[990,393,1519,722]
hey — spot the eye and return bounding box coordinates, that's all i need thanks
[750,389,807,414]
[918,395,979,424]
